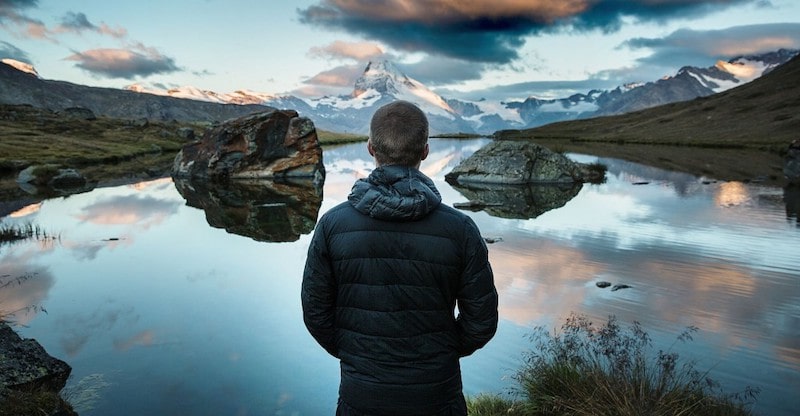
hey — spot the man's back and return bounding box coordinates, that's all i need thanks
[302,101,497,415]
[303,165,497,415]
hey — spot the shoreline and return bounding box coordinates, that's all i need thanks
[528,139,789,187]
[0,140,793,213]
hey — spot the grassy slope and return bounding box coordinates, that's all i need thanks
[0,104,194,172]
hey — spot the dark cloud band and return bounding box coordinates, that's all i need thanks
[299,0,759,64]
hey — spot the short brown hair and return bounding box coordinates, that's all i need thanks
[369,100,429,166]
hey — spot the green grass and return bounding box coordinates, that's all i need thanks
[467,314,759,416]
[317,129,367,145]
[0,105,190,167]
[431,132,485,139]
[0,104,196,185]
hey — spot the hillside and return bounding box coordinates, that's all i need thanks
[0,62,270,122]
[495,54,800,183]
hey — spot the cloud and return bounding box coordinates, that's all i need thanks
[397,56,487,86]
[298,0,759,64]
[308,40,387,61]
[0,0,39,24]
[622,22,800,68]
[56,11,127,38]
[0,0,52,39]
[0,40,30,61]
[1,3,127,41]
[303,63,363,87]
[65,45,180,79]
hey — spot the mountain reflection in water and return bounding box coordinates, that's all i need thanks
[1,139,798,416]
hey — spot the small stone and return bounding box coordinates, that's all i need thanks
[596,281,612,288]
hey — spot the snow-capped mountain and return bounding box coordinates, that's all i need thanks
[0,58,38,77]
[264,60,474,135]
[119,49,798,135]
[591,48,799,116]
[685,48,798,92]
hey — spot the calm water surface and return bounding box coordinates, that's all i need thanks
[1,138,798,415]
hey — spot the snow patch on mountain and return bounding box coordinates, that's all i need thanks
[124,83,281,105]
[468,100,523,124]
[1,59,39,77]
[716,59,768,84]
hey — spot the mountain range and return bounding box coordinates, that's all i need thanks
[1,49,797,135]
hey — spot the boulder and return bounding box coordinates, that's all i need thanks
[445,140,603,184]
[0,322,71,393]
[48,168,87,190]
[16,165,89,194]
[784,139,800,184]
[172,109,325,183]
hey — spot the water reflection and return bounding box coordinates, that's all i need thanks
[173,178,322,242]
[450,182,582,219]
[0,252,53,325]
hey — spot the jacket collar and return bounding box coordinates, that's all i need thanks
[348,165,442,221]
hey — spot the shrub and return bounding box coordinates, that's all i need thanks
[469,314,759,415]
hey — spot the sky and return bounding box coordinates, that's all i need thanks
[1,0,800,101]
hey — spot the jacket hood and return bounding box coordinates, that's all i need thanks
[348,165,442,221]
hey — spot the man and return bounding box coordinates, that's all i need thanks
[302,100,498,415]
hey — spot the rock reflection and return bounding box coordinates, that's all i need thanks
[785,185,800,226]
[173,179,322,242]
[450,182,582,219]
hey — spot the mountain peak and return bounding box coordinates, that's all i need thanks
[1,58,39,78]
[353,60,409,97]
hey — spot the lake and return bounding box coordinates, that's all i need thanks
[1,138,798,415]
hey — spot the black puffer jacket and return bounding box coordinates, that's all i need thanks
[302,165,498,415]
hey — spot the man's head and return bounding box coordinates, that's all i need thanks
[368,100,429,167]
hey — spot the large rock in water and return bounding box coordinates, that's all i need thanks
[445,140,601,184]
[0,322,71,393]
[172,109,324,182]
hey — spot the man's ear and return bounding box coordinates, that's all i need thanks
[421,143,429,161]
[367,140,375,156]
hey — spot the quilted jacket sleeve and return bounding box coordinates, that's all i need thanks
[301,218,339,358]
[455,216,499,357]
